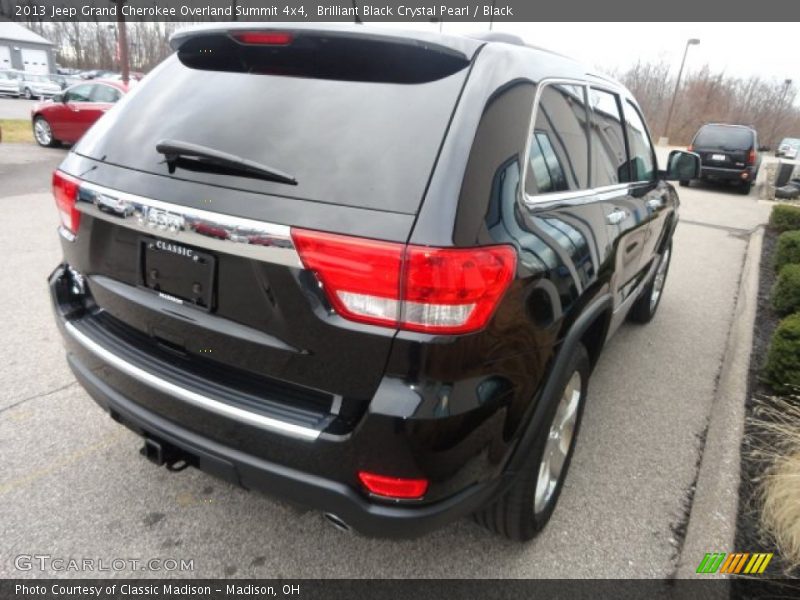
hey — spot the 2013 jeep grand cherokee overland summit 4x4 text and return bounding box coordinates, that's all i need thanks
[48,25,700,541]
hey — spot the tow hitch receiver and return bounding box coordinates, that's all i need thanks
[140,438,191,472]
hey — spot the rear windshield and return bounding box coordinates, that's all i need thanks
[693,125,754,149]
[74,52,470,214]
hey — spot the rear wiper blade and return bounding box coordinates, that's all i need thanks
[155,139,297,186]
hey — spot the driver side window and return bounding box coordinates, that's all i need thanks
[65,84,93,103]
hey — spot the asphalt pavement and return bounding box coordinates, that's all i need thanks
[0,97,39,121]
[0,143,771,578]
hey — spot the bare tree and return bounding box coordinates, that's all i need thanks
[616,60,800,146]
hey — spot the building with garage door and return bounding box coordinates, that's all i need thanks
[0,22,55,75]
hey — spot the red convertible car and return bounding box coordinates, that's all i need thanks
[31,80,128,147]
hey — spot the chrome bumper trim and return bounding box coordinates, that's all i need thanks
[65,322,321,441]
[76,181,303,268]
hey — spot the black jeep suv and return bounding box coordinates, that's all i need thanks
[49,25,699,540]
[683,123,761,193]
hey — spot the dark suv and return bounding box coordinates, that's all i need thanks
[48,26,699,540]
[684,123,761,193]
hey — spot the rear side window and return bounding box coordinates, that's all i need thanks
[589,88,630,187]
[91,85,121,103]
[525,84,590,195]
[693,125,753,149]
[589,88,628,187]
[623,101,655,182]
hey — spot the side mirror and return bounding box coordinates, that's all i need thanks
[664,150,701,181]
[52,93,63,103]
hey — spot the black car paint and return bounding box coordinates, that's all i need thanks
[49,27,679,536]
[690,123,761,186]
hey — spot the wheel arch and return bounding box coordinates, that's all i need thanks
[505,293,612,476]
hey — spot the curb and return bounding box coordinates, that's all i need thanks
[676,226,764,579]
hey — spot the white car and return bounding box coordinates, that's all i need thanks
[0,70,21,97]
[16,72,62,100]
[777,138,800,160]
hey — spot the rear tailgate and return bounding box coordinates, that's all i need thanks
[693,125,754,169]
[60,27,478,429]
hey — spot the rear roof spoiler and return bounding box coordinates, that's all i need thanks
[170,24,481,84]
[170,23,484,60]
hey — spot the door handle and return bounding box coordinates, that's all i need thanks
[647,198,664,210]
[606,208,628,225]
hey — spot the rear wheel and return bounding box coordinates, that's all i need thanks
[33,116,58,148]
[24,87,33,100]
[475,344,590,541]
[738,181,752,195]
[629,242,672,324]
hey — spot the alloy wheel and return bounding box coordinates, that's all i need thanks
[34,118,52,146]
[649,247,671,312]
[534,370,582,515]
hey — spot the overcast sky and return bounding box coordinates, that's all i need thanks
[371,22,798,87]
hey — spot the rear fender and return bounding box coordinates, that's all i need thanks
[504,294,612,475]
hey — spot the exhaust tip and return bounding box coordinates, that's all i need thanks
[322,512,352,534]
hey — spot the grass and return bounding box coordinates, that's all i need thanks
[752,394,800,571]
[0,119,33,143]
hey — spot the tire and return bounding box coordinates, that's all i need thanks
[32,116,59,148]
[24,87,33,100]
[475,343,590,541]
[628,241,672,324]
[738,181,752,195]
[679,180,690,187]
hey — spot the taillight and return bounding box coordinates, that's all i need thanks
[232,31,293,46]
[291,229,516,335]
[53,170,81,234]
[747,148,756,165]
[357,471,429,500]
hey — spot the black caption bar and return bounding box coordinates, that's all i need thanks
[2,579,800,600]
[1,0,799,21]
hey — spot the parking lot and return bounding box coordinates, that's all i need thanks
[0,97,39,121]
[0,142,771,578]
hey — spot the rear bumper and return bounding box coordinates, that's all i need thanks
[49,264,514,538]
[700,165,756,181]
[68,352,503,537]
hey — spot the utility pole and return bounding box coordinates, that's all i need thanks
[109,0,129,84]
[352,0,362,24]
[116,11,129,84]
[661,38,700,145]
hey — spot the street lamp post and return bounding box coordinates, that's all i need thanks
[660,38,700,145]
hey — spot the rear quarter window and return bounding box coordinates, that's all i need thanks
[525,83,590,195]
